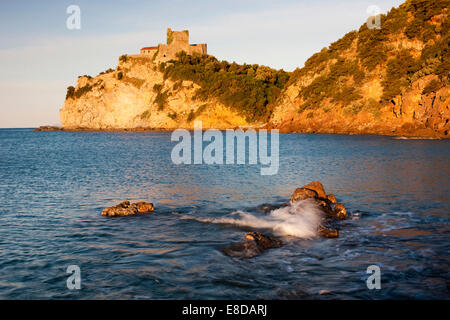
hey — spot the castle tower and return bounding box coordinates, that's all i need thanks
[139,28,207,62]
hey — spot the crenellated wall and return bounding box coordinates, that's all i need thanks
[139,28,207,62]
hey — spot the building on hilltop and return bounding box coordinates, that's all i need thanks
[139,28,207,62]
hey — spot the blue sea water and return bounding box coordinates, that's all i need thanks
[0,128,448,299]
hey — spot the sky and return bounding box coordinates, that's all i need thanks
[0,0,403,128]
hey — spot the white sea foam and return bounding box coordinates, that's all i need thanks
[181,198,324,238]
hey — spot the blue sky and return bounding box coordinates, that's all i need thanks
[0,0,402,127]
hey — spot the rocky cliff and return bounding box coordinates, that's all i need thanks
[60,0,449,138]
[60,56,249,130]
[270,0,449,138]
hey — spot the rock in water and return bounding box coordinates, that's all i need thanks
[317,225,339,238]
[290,188,318,203]
[302,181,327,199]
[332,203,347,219]
[245,232,283,249]
[289,181,348,238]
[326,194,337,204]
[136,201,154,213]
[101,201,154,217]
[222,232,283,259]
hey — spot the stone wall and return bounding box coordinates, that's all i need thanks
[138,28,207,62]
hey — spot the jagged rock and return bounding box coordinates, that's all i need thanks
[315,199,333,215]
[332,203,347,219]
[101,200,154,217]
[326,194,337,204]
[290,188,318,203]
[135,201,154,213]
[222,232,282,259]
[318,225,339,238]
[302,181,327,199]
[289,181,347,239]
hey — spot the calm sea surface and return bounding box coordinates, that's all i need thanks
[0,128,448,299]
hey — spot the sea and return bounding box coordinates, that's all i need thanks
[0,128,448,299]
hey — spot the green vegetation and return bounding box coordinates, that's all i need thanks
[163,51,289,121]
[167,111,177,120]
[66,86,75,100]
[357,25,388,71]
[98,68,114,76]
[158,62,167,73]
[422,79,442,94]
[152,47,160,61]
[140,110,151,119]
[187,104,208,122]
[153,83,163,93]
[287,0,448,112]
[154,90,169,111]
[382,50,418,101]
[298,58,364,110]
[65,83,93,100]
[404,0,449,41]
[167,29,174,45]
[173,80,183,91]
[119,54,128,63]
[122,76,145,89]
[344,103,364,115]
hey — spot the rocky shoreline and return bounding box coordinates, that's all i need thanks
[33,125,445,139]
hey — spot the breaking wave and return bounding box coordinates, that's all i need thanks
[181,199,324,238]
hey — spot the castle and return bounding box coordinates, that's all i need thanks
[140,28,207,62]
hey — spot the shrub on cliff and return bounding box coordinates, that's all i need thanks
[162,52,289,122]
[119,54,128,63]
[299,58,364,110]
[66,86,75,100]
[65,84,93,100]
[382,50,419,101]
[154,90,169,110]
[422,79,442,94]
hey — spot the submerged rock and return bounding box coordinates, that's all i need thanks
[101,200,154,217]
[245,232,283,249]
[317,225,339,238]
[222,232,283,259]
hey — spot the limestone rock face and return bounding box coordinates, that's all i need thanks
[302,181,327,199]
[60,56,249,130]
[290,188,318,203]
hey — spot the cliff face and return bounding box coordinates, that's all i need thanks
[60,56,248,130]
[270,0,449,138]
[60,0,449,138]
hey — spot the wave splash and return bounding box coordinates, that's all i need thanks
[181,199,324,238]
